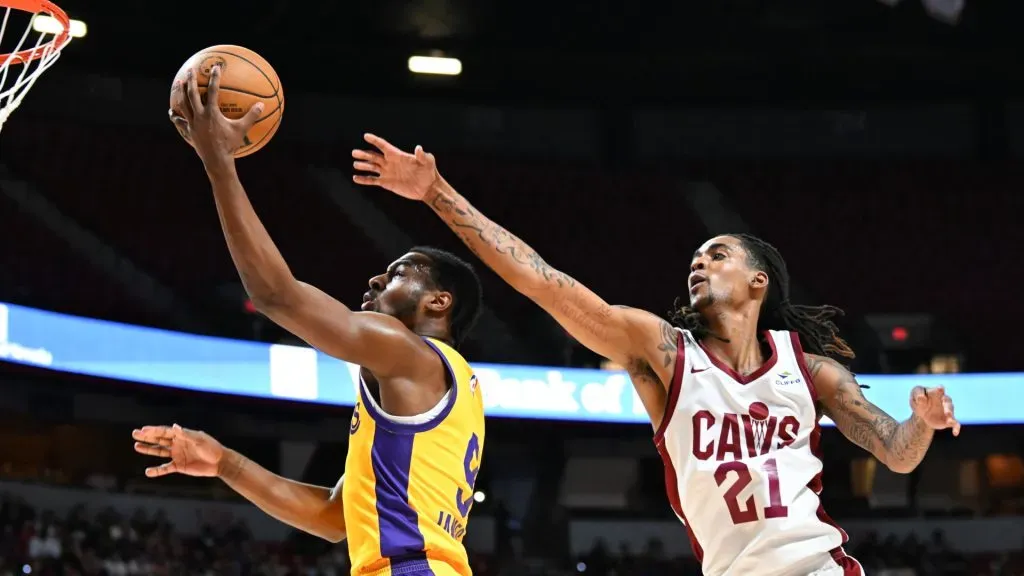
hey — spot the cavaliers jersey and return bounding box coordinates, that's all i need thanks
[655,329,864,576]
[343,337,485,576]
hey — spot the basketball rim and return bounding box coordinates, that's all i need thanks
[0,0,72,131]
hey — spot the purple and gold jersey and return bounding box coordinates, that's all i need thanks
[343,338,485,576]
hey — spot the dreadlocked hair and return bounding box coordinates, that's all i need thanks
[668,233,856,364]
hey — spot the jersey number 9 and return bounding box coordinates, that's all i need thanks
[455,433,481,517]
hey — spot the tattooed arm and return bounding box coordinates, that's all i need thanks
[426,177,682,424]
[351,135,681,426]
[806,354,933,474]
[425,175,677,378]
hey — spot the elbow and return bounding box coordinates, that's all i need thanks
[319,527,346,544]
[248,294,282,314]
[512,278,549,300]
[884,459,918,475]
[247,282,300,314]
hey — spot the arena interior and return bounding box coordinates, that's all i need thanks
[0,0,1022,574]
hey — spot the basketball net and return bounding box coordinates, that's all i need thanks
[751,416,769,450]
[0,0,71,132]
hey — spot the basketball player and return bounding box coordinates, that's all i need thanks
[352,134,961,576]
[133,67,486,576]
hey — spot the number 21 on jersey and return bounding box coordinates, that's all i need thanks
[716,458,788,524]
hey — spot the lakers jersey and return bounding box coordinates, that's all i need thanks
[656,329,862,576]
[343,337,485,576]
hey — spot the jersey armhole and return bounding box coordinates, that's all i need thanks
[653,329,686,445]
[788,331,822,408]
[357,338,459,435]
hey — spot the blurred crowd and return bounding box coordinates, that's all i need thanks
[1,493,1022,576]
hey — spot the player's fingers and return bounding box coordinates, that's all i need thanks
[952,420,961,437]
[910,386,927,404]
[352,174,379,186]
[144,461,179,478]
[206,64,222,108]
[134,442,171,458]
[353,161,380,174]
[238,102,265,129]
[364,133,399,154]
[352,149,383,163]
[942,395,954,416]
[929,385,946,398]
[133,426,172,443]
[169,111,191,138]
[186,69,203,114]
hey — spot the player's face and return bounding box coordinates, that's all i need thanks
[362,252,438,322]
[687,235,765,309]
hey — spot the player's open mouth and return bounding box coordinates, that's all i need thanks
[361,292,377,311]
[689,275,707,293]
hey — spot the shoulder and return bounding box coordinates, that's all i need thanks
[611,306,681,366]
[424,338,471,375]
[803,353,860,398]
[611,306,680,340]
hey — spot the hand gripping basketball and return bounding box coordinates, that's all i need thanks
[168,64,264,163]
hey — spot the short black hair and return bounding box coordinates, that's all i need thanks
[669,233,856,364]
[411,246,483,349]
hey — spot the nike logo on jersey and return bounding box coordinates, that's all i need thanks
[691,366,710,374]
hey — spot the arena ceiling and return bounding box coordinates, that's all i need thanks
[51,0,1014,103]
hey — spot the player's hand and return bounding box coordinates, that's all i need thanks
[352,134,438,200]
[909,386,961,436]
[168,64,263,164]
[132,423,226,478]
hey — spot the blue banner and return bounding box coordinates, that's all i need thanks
[0,302,1020,425]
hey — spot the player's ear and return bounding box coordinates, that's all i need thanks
[750,270,769,290]
[426,290,453,314]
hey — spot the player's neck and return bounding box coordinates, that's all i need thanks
[702,307,765,376]
[413,322,454,346]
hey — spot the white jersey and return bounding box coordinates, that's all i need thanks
[655,329,863,576]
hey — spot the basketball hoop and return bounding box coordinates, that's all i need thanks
[0,0,71,132]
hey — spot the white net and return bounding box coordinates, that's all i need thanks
[0,1,70,132]
[751,417,768,450]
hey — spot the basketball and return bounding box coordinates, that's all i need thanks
[169,45,284,158]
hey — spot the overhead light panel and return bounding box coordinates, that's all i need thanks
[408,55,462,76]
[32,15,88,38]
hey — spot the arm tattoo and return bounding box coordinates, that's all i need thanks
[807,355,933,472]
[427,186,575,289]
[613,309,678,369]
[621,321,678,429]
[555,298,613,340]
[657,320,678,369]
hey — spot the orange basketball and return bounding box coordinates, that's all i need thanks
[170,45,284,158]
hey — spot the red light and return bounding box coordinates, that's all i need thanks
[891,326,908,342]
[243,299,258,314]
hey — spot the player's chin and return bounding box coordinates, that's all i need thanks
[688,291,707,308]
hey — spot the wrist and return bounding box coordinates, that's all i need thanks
[423,175,449,206]
[215,448,242,479]
[203,154,237,179]
[909,412,932,431]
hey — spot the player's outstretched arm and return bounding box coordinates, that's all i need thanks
[170,67,436,379]
[352,136,680,422]
[807,354,960,474]
[133,425,346,542]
